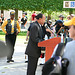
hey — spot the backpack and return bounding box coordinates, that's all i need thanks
[42,43,69,75]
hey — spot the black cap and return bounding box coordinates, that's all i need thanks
[57,20,63,23]
[10,11,15,15]
[59,15,64,18]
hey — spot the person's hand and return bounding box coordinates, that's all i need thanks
[16,32,19,35]
[26,36,28,41]
[60,27,64,29]
[46,29,53,34]
[46,28,49,32]
[24,24,26,27]
[6,33,8,35]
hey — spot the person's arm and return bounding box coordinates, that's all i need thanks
[46,28,53,34]
[24,20,27,27]
[26,31,30,41]
[57,27,64,35]
[16,21,21,35]
[26,23,32,41]
[30,25,41,43]
[65,30,69,37]
[1,20,8,34]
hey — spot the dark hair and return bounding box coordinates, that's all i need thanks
[25,12,27,15]
[36,13,43,20]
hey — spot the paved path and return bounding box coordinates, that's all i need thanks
[0,38,43,75]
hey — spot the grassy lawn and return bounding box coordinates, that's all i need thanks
[0,31,27,43]
[0,30,27,36]
[0,35,27,42]
[0,30,27,42]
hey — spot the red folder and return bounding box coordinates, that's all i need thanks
[38,37,61,61]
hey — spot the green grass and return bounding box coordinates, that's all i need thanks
[0,30,27,42]
[0,30,5,35]
[0,30,27,36]
[18,31,27,36]
[0,35,27,42]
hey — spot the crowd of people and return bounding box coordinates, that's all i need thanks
[0,11,75,75]
[24,13,75,75]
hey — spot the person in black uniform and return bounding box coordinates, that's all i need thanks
[1,11,20,63]
[25,13,45,75]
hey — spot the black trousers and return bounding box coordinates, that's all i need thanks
[5,34,16,60]
[27,56,38,75]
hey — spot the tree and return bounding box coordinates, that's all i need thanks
[0,0,44,20]
[0,0,74,20]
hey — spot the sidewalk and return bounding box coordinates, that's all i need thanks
[0,38,43,75]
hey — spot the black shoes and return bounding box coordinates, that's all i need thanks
[39,63,44,65]
[7,59,14,63]
[25,61,28,63]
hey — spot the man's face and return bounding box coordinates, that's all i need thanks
[22,14,25,18]
[40,15,45,25]
[59,17,63,20]
[10,15,15,19]
[1,14,3,17]
[68,25,75,39]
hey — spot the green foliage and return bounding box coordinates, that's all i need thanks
[51,11,69,20]
[0,30,5,35]
[0,0,43,11]
[0,30,27,36]
[18,31,27,36]
[0,0,74,17]
[42,0,63,12]
[0,0,66,12]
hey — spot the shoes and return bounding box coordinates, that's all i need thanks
[10,60,14,62]
[7,59,14,63]
[25,61,28,63]
[39,63,44,65]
